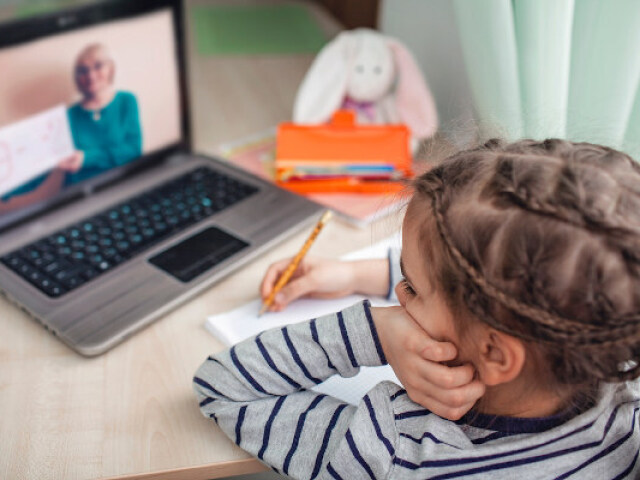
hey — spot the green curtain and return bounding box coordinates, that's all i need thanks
[452,0,640,160]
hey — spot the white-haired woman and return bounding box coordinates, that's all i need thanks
[64,43,142,184]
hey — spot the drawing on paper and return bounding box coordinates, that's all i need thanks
[0,105,75,197]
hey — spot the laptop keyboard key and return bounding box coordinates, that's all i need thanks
[4,254,23,270]
[38,278,66,297]
[54,264,88,282]
[44,259,72,274]
[83,268,99,280]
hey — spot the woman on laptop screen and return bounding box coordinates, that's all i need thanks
[0,43,142,211]
[65,43,142,183]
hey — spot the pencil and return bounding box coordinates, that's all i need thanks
[259,210,333,316]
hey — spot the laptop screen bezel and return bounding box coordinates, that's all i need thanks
[0,0,191,232]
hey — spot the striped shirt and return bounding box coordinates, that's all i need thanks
[193,299,640,479]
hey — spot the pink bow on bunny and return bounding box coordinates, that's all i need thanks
[293,28,438,147]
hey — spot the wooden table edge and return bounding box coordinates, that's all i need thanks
[101,458,267,480]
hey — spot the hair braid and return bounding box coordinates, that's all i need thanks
[412,138,640,384]
[489,154,640,249]
[431,190,640,345]
[432,193,596,337]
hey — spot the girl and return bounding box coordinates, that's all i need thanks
[194,139,640,479]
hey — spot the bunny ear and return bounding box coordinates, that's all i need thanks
[388,39,438,139]
[293,32,352,124]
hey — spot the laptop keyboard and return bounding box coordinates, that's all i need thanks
[1,167,259,298]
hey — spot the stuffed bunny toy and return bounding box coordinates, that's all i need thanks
[293,28,438,145]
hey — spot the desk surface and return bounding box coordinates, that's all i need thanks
[0,2,405,479]
[0,215,400,480]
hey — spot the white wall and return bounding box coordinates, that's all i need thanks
[380,0,477,146]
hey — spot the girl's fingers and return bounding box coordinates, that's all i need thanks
[273,276,316,308]
[406,390,478,421]
[415,359,477,389]
[260,258,293,298]
[433,379,485,409]
[400,314,458,362]
[404,376,485,415]
[420,340,458,363]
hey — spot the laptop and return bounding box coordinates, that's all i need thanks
[0,0,323,356]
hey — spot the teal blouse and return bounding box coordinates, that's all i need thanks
[65,90,142,185]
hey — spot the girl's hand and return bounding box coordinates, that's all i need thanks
[371,305,485,420]
[260,256,391,312]
[260,257,361,312]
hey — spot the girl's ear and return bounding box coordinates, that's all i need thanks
[387,39,438,139]
[293,32,352,124]
[475,328,526,386]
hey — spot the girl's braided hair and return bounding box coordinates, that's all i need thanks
[412,138,640,385]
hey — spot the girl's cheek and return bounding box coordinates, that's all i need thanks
[394,282,407,306]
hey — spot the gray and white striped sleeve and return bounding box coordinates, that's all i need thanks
[193,300,396,479]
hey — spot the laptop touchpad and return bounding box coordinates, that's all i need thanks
[149,227,249,282]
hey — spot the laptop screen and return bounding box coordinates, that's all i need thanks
[0,3,183,229]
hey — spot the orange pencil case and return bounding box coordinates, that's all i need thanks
[275,110,413,194]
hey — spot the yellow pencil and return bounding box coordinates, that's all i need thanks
[259,210,333,316]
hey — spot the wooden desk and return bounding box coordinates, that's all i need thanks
[0,215,399,480]
[0,2,403,479]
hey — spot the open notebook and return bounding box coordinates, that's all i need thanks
[205,235,403,405]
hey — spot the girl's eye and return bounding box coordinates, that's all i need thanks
[401,279,416,296]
